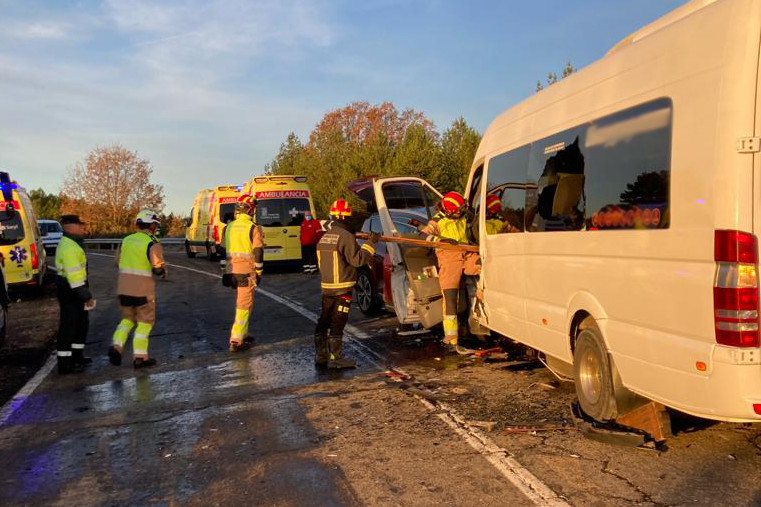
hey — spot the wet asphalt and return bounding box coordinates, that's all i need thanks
[0,252,532,506]
[2,251,761,506]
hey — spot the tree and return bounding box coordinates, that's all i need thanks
[536,61,576,92]
[29,188,62,220]
[61,144,165,236]
[437,117,481,192]
[265,132,304,175]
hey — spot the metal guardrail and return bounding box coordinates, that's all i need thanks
[83,238,184,250]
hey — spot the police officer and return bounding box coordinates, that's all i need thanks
[226,194,264,352]
[55,214,94,374]
[420,191,481,354]
[314,198,378,368]
[108,209,166,369]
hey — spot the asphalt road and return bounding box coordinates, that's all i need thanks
[0,251,759,506]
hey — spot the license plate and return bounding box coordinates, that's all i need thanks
[264,247,282,254]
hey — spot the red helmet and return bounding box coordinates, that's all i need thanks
[441,191,466,215]
[486,194,502,215]
[329,198,352,219]
[236,194,257,215]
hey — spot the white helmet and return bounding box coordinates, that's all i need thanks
[136,208,160,225]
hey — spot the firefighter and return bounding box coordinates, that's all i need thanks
[108,209,166,369]
[485,194,507,235]
[314,198,378,368]
[226,194,264,352]
[420,191,481,353]
[55,214,94,374]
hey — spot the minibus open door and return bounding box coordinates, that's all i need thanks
[370,177,444,328]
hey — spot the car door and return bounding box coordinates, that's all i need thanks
[371,177,442,325]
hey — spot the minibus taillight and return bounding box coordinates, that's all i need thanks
[30,243,39,270]
[714,230,760,348]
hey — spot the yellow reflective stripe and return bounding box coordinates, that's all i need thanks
[69,279,86,288]
[320,281,356,289]
[230,252,254,258]
[316,250,321,269]
[361,243,375,255]
[332,251,339,284]
[119,268,152,277]
[443,197,460,207]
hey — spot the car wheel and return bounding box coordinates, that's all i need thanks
[573,320,618,422]
[185,242,196,258]
[355,269,380,315]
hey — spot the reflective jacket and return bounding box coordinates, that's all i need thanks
[317,221,374,295]
[485,218,506,235]
[116,231,165,297]
[421,215,469,244]
[55,234,92,301]
[226,214,264,276]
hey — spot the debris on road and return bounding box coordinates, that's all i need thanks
[470,420,497,432]
[384,370,411,382]
[473,347,503,358]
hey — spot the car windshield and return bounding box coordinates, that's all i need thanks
[256,198,311,227]
[39,222,62,234]
[0,212,24,245]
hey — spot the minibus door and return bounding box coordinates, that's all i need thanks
[371,177,443,326]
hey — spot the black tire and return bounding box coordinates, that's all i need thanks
[185,242,196,258]
[573,321,618,422]
[355,269,381,315]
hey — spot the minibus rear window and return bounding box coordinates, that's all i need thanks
[0,213,24,245]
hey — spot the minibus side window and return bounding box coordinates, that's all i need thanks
[584,98,672,230]
[526,129,586,232]
[485,145,531,234]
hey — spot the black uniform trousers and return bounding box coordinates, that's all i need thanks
[315,292,352,339]
[57,288,89,359]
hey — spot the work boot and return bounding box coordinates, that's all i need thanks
[327,335,356,369]
[243,335,255,345]
[73,352,93,366]
[314,333,329,367]
[455,344,476,356]
[133,358,157,369]
[229,341,251,353]
[108,345,122,366]
[58,358,85,375]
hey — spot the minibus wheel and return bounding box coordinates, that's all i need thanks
[185,242,196,258]
[573,323,617,421]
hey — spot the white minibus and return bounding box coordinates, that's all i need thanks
[373,0,761,424]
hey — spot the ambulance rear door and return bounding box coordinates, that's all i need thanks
[371,177,443,326]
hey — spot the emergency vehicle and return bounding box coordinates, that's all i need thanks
[371,0,761,425]
[242,175,316,262]
[185,185,241,260]
[0,172,46,289]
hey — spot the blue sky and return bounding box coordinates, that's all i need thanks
[0,0,686,214]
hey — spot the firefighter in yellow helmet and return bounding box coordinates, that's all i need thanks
[226,194,264,352]
[314,198,378,368]
[108,209,166,369]
[420,191,481,354]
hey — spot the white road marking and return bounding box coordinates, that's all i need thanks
[157,258,569,506]
[0,353,56,427]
